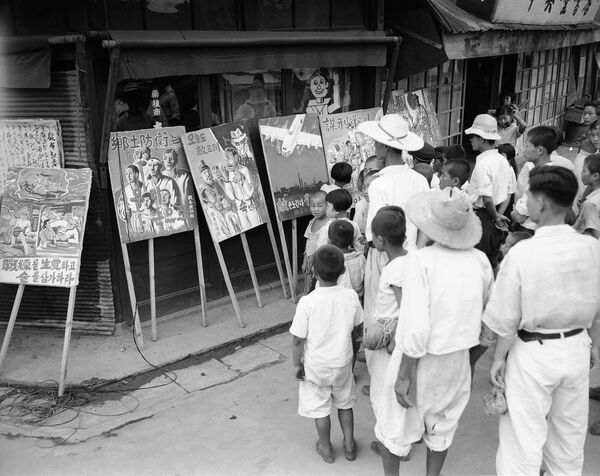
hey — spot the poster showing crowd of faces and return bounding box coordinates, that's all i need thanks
[0,167,91,287]
[319,107,383,196]
[183,121,269,243]
[388,89,442,147]
[107,126,198,244]
[258,114,329,221]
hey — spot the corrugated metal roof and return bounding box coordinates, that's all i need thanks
[428,0,600,34]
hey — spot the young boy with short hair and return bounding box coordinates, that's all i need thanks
[328,219,366,297]
[574,153,600,239]
[325,189,365,252]
[302,190,331,293]
[291,245,363,464]
[439,159,471,190]
[354,169,379,239]
[321,162,353,193]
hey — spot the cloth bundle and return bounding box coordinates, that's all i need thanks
[363,318,397,353]
[483,385,508,416]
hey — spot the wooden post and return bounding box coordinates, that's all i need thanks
[275,219,297,302]
[240,232,263,308]
[193,227,207,327]
[148,238,157,341]
[212,240,245,327]
[121,243,144,347]
[0,284,25,372]
[58,286,77,397]
[266,221,288,299]
[291,218,298,294]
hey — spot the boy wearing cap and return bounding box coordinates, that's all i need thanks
[483,166,600,476]
[393,187,494,476]
[466,114,513,267]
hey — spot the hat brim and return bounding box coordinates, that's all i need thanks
[357,121,424,152]
[464,126,501,141]
[405,190,482,250]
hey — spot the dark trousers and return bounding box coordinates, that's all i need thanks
[474,208,504,268]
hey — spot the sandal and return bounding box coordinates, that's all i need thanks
[316,440,335,464]
[344,441,357,461]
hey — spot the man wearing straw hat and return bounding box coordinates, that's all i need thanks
[355,114,429,441]
[465,114,513,267]
[389,187,493,476]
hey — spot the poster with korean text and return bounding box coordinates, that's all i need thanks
[0,167,91,287]
[258,114,329,221]
[183,121,269,243]
[0,119,64,200]
[319,107,383,197]
[107,127,198,244]
[388,89,442,147]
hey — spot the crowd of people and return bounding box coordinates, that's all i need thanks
[290,108,600,475]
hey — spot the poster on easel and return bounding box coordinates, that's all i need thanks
[319,107,383,199]
[388,89,442,147]
[258,114,330,300]
[183,120,288,321]
[0,119,65,201]
[107,126,206,343]
[0,166,91,397]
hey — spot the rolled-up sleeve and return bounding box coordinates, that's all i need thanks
[482,254,522,338]
[396,255,431,358]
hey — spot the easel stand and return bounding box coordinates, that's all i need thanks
[275,218,298,302]
[0,284,78,397]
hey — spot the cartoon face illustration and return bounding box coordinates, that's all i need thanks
[310,73,329,99]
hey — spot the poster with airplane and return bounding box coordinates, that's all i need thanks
[258,114,329,221]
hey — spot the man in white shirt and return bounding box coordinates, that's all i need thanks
[465,114,513,267]
[483,166,600,476]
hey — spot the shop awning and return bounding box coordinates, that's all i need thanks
[103,30,395,80]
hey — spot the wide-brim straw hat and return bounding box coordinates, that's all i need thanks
[405,187,482,249]
[357,114,424,152]
[465,114,502,141]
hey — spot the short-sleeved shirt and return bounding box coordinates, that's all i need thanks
[338,251,367,297]
[353,198,369,235]
[496,121,521,147]
[290,286,363,368]
[373,254,409,321]
[574,189,600,236]
[468,149,513,208]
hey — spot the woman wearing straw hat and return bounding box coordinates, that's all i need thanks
[465,114,513,268]
[391,187,494,476]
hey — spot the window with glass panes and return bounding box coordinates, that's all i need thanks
[515,48,571,128]
[392,60,466,145]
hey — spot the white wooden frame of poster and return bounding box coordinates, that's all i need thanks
[114,133,207,346]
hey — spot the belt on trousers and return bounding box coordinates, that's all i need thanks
[517,328,584,344]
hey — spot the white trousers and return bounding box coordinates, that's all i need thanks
[497,331,591,476]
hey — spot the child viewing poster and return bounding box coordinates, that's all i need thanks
[258,114,329,221]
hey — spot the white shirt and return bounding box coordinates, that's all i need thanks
[430,173,440,190]
[516,153,575,200]
[338,251,367,297]
[365,164,429,245]
[320,183,341,193]
[468,149,513,208]
[304,217,331,258]
[373,254,409,321]
[289,286,363,368]
[483,225,600,337]
[352,198,369,235]
[396,244,494,358]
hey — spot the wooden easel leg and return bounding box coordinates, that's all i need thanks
[121,243,144,347]
[240,232,263,308]
[148,238,157,341]
[213,240,245,327]
[291,218,298,295]
[0,284,25,373]
[193,227,207,327]
[58,286,77,397]
[266,221,288,299]
[276,219,297,303]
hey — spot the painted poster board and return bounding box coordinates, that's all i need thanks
[0,119,64,198]
[388,89,442,147]
[319,107,383,195]
[0,167,92,287]
[258,114,329,221]
[107,126,198,244]
[492,0,600,25]
[183,121,270,243]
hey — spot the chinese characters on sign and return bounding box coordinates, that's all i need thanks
[0,119,64,198]
[0,167,92,287]
[107,127,198,244]
[492,0,599,24]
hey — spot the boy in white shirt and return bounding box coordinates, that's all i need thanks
[394,187,494,476]
[321,162,352,194]
[439,159,471,192]
[327,219,366,297]
[291,245,363,464]
[325,189,365,253]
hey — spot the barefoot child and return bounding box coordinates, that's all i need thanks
[321,162,353,193]
[302,191,330,293]
[291,245,363,464]
[574,153,600,239]
[392,188,494,476]
[325,189,365,253]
